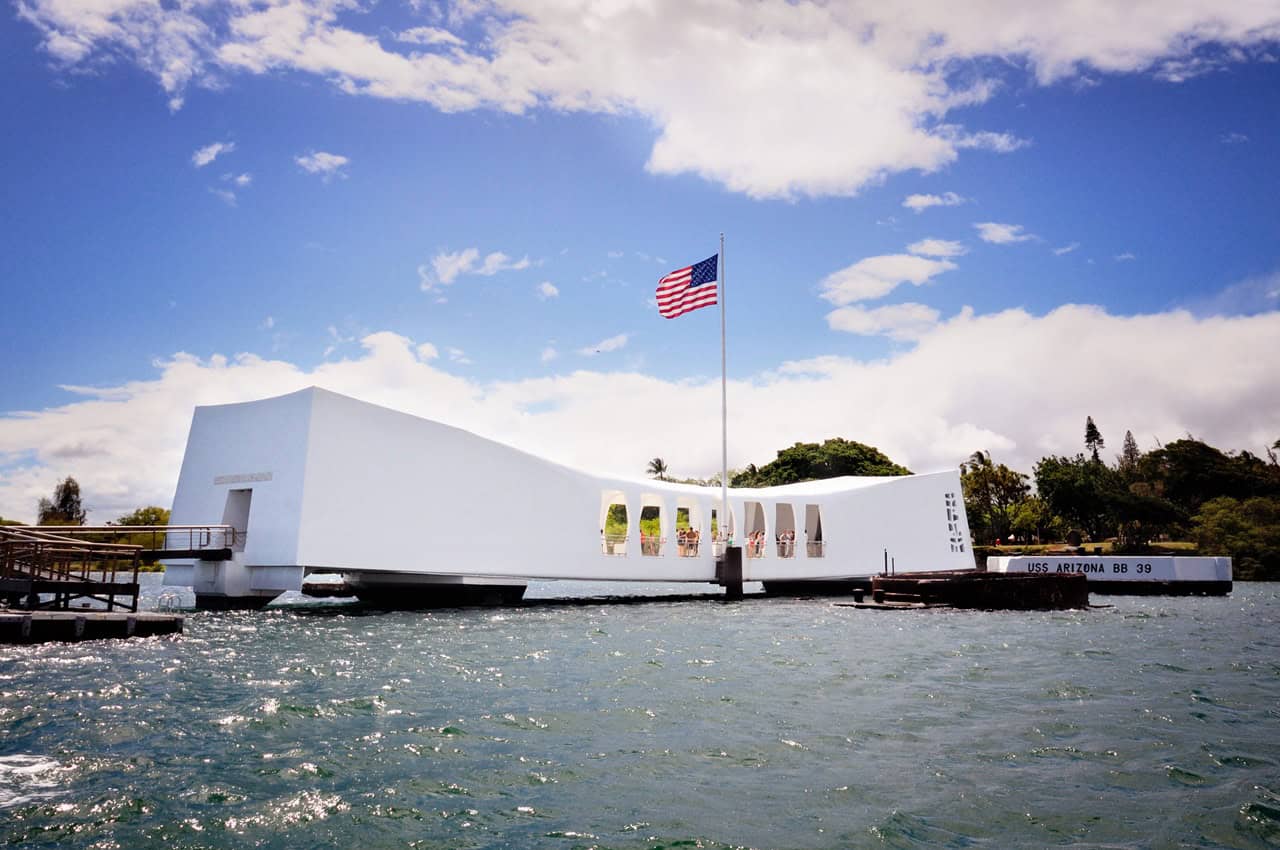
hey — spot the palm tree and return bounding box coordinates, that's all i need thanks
[647,457,668,480]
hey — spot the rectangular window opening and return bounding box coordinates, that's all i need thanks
[601,495,628,556]
[805,504,824,558]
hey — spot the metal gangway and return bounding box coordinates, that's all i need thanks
[1,526,142,611]
[9,525,239,561]
[1,525,238,612]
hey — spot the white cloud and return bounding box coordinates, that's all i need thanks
[447,346,471,365]
[477,251,531,276]
[540,346,558,362]
[1053,241,1081,256]
[4,308,1279,523]
[322,324,357,358]
[21,1,1280,198]
[1220,132,1250,144]
[431,248,480,286]
[578,333,629,355]
[192,141,234,167]
[419,247,534,292]
[1116,251,1137,261]
[536,281,559,299]
[295,151,349,179]
[208,169,252,204]
[1156,53,1238,83]
[819,254,957,305]
[945,128,1031,153]
[1187,269,1280,316]
[826,302,941,340]
[903,191,966,213]
[260,316,275,330]
[397,26,465,47]
[906,238,967,258]
[974,222,1034,244]
[416,264,438,293]
[416,342,440,360]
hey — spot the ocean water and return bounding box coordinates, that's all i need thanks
[2,578,1279,849]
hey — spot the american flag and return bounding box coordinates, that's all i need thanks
[656,254,718,319]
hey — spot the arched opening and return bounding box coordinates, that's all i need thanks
[600,491,628,555]
[775,503,796,558]
[743,501,767,559]
[639,494,665,556]
[675,498,703,558]
[805,504,824,557]
[710,505,735,557]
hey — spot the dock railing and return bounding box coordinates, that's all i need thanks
[0,526,142,612]
[12,525,239,559]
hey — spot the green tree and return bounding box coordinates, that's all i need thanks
[111,506,172,565]
[1192,496,1280,580]
[115,506,171,526]
[1034,454,1117,542]
[639,505,662,546]
[1010,496,1062,543]
[646,457,669,481]
[1117,430,1142,481]
[1107,487,1185,551]
[732,438,910,487]
[605,503,627,532]
[37,476,87,525]
[1137,439,1279,513]
[960,450,1030,544]
[1084,416,1105,463]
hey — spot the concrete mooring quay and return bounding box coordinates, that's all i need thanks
[0,610,183,644]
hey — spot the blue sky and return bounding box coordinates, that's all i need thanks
[2,1,1279,521]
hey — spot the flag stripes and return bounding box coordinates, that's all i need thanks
[656,254,718,319]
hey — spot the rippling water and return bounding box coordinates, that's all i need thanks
[3,578,1279,849]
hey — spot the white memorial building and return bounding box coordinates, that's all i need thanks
[163,388,975,608]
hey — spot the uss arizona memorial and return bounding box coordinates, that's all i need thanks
[163,388,975,608]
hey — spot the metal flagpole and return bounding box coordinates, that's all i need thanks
[719,232,728,543]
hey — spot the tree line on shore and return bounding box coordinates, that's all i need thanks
[960,418,1280,580]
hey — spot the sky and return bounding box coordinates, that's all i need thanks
[2,0,1280,522]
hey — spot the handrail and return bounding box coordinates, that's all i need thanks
[11,524,239,550]
[17,525,233,533]
[1,525,144,611]
[1,528,143,551]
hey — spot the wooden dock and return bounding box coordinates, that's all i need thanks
[0,610,183,643]
[3,526,185,642]
[1,526,143,612]
[1,523,234,619]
